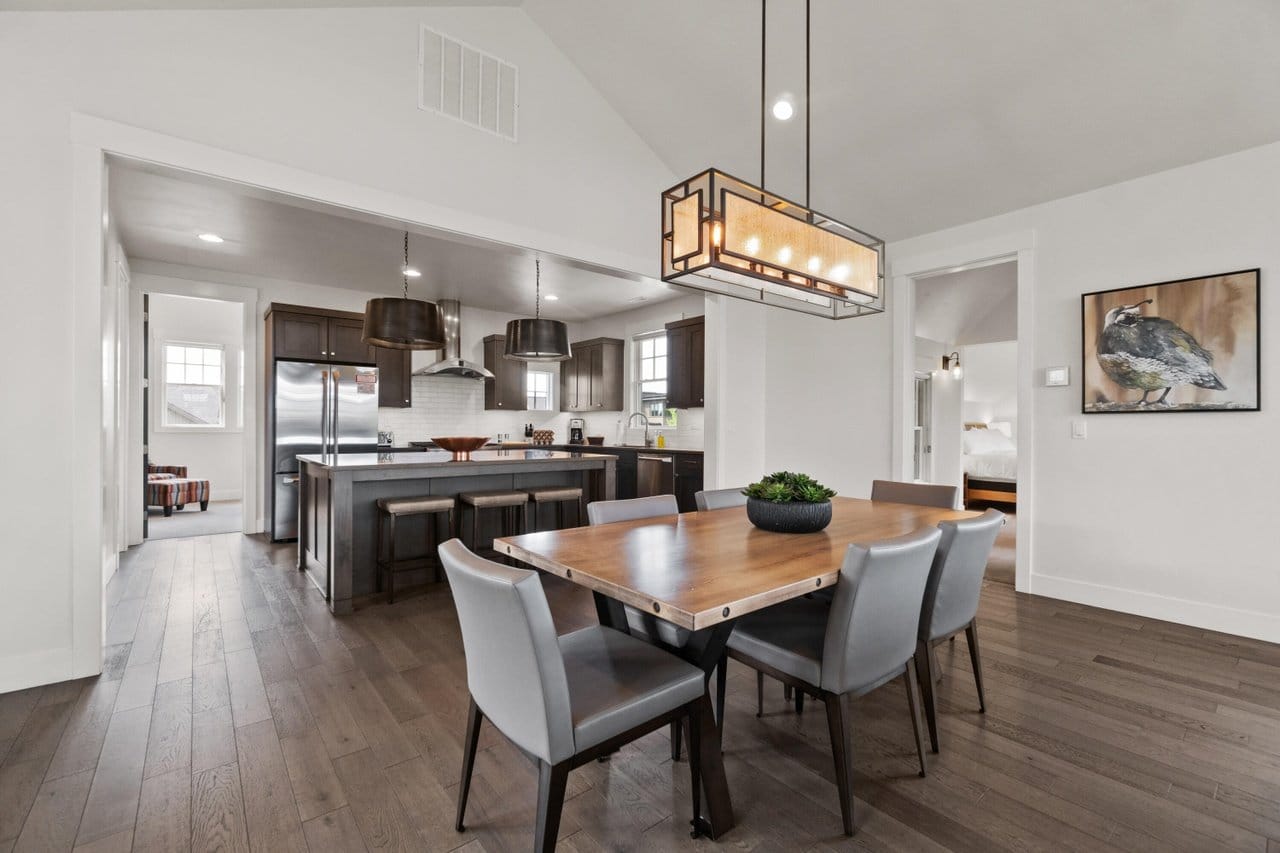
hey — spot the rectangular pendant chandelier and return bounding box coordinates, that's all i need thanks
[661,168,885,319]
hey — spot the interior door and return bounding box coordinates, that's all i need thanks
[913,373,933,481]
[142,293,150,539]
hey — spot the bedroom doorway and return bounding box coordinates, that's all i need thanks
[899,255,1024,586]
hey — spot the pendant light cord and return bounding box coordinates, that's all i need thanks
[805,0,811,214]
[535,259,541,319]
[402,231,410,299]
[760,0,766,188]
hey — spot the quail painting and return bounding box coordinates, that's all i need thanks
[1096,299,1226,406]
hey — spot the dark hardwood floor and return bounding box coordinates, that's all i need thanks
[2,532,1278,851]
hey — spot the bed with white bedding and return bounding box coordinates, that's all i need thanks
[962,423,1017,506]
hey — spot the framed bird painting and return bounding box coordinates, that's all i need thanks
[1081,268,1260,413]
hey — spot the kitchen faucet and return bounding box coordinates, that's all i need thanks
[626,412,652,447]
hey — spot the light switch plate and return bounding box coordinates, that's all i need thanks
[1045,366,1070,387]
[1071,420,1087,439]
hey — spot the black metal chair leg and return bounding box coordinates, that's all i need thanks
[795,690,804,714]
[456,698,483,832]
[756,670,764,717]
[670,720,682,761]
[823,692,855,836]
[687,700,703,838]
[903,667,928,777]
[966,619,987,713]
[915,640,940,753]
[534,760,569,853]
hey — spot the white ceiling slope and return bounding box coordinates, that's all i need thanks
[914,262,1017,346]
[109,162,678,321]
[524,0,1280,240]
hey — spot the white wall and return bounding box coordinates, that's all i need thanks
[147,293,245,501]
[0,4,674,690]
[892,140,1280,641]
[962,340,1018,437]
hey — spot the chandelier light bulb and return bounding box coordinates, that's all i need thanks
[745,236,760,254]
[807,256,822,273]
[778,246,792,264]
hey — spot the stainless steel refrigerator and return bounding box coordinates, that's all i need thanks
[270,361,379,541]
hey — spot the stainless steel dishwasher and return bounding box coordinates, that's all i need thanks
[636,453,675,498]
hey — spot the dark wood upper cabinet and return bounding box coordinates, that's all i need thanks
[665,315,705,408]
[483,335,527,410]
[327,317,375,364]
[272,311,328,361]
[376,346,412,408]
[560,337,623,412]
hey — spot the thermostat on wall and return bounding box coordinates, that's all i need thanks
[1044,366,1070,387]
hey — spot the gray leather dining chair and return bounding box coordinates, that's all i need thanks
[723,527,942,836]
[870,479,959,509]
[439,539,709,853]
[914,508,1004,753]
[586,494,694,759]
[694,487,748,511]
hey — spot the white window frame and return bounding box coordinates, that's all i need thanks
[157,340,228,433]
[633,331,669,427]
[526,366,555,412]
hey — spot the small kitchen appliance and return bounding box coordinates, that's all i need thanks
[568,417,586,444]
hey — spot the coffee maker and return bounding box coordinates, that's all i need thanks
[568,418,586,444]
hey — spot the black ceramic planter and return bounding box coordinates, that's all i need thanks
[745,497,833,533]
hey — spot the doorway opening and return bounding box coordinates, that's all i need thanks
[140,292,246,540]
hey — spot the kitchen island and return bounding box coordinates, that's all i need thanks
[296,449,616,613]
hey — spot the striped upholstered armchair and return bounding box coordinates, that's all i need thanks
[147,463,187,481]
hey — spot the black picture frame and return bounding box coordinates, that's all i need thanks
[1080,268,1260,414]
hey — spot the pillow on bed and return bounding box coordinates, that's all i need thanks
[963,427,1016,454]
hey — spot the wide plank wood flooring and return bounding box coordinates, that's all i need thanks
[2,532,1279,851]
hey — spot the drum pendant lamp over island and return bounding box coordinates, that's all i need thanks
[362,231,446,350]
[505,259,571,362]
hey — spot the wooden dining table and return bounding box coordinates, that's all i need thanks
[494,496,979,840]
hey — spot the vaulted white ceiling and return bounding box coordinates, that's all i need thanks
[915,261,1017,346]
[524,0,1280,240]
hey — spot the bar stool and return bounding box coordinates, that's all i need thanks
[523,485,585,532]
[376,495,456,604]
[457,490,528,562]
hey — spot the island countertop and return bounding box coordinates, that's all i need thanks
[298,448,617,473]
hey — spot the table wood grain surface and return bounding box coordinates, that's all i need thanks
[495,497,979,631]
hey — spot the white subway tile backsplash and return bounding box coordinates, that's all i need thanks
[378,374,704,449]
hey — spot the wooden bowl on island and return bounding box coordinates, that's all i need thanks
[431,436,491,461]
[586,436,605,446]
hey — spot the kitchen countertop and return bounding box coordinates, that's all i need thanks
[297,448,617,472]
[556,443,703,455]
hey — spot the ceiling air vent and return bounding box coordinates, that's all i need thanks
[419,25,518,141]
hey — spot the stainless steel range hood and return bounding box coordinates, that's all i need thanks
[412,299,494,380]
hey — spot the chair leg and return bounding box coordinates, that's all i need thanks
[686,699,703,838]
[387,513,398,605]
[715,653,727,726]
[200,499,209,511]
[375,510,385,593]
[670,720,682,761]
[902,667,928,777]
[783,684,792,702]
[456,698,483,832]
[795,690,805,714]
[534,760,570,853]
[966,619,987,713]
[756,670,764,718]
[823,692,855,836]
[914,640,940,753]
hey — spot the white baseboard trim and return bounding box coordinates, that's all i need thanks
[1029,572,1280,645]
[210,490,241,502]
[0,647,76,694]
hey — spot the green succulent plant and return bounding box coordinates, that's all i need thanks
[742,471,837,504]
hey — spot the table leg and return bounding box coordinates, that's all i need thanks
[684,620,736,839]
[592,591,629,634]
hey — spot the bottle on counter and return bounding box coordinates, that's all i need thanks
[656,433,666,448]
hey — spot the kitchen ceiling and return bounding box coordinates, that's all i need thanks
[108,160,678,321]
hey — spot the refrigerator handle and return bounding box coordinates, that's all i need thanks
[331,369,341,455]
[320,370,330,456]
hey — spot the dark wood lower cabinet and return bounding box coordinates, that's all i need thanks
[674,453,703,512]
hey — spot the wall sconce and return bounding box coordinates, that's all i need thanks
[942,351,962,380]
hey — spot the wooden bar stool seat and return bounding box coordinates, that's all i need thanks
[376,494,456,604]
[524,485,585,532]
[458,490,528,562]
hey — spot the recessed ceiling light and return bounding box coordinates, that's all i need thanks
[544,294,559,301]
[402,266,422,278]
[197,233,224,243]
[772,98,794,121]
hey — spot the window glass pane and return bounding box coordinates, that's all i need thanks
[654,336,667,356]
[166,363,183,383]
[204,348,221,366]
[184,347,204,364]
[165,384,223,426]
[654,356,666,377]
[203,365,221,385]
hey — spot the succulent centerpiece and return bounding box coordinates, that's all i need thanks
[742,471,837,533]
